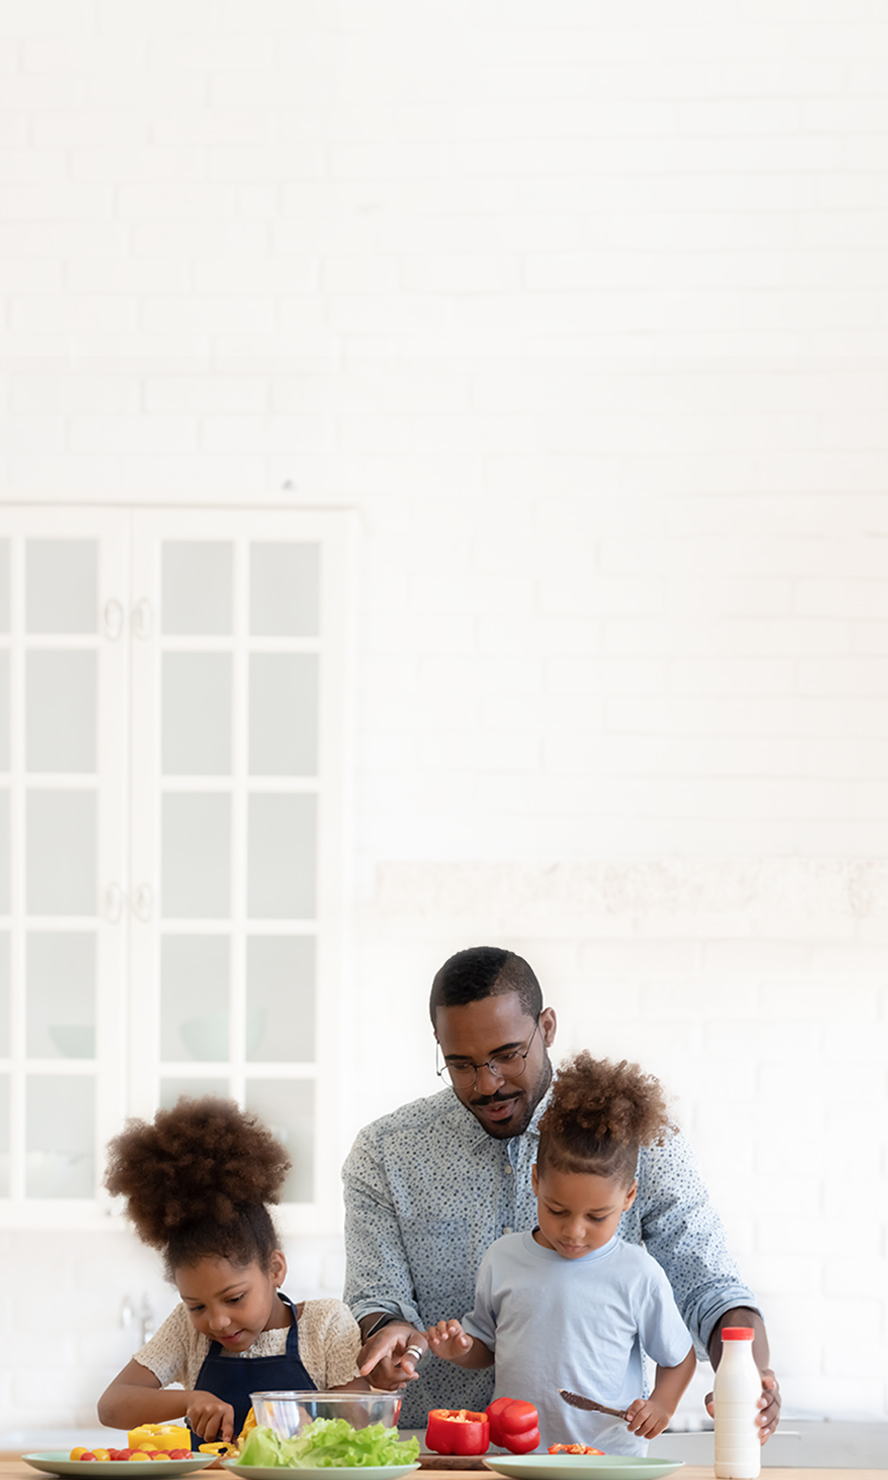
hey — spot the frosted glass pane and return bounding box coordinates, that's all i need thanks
[0,540,8,632]
[0,651,8,772]
[250,543,319,637]
[162,793,230,918]
[0,790,8,914]
[26,540,97,634]
[163,654,232,776]
[26,1075,94,1198]
[161,935,230,1061]
[0,934,8,1056]
[0,1073,8,1196]
[162,541,232,635]
[160,1077,229,1109]
[247,794,316,919]
[249,655,317,777]
[26,652,97,774]
[245,1079,313,1203]
[27,790,96,916]
[27,932,95,1059]
[246,936,314,1063]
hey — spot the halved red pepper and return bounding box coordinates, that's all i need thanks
[486,1397,540,1454]
[426,1409,490,1456]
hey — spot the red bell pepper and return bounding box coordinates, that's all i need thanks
[485,1397,540,1454]
[426,1409,490,1456]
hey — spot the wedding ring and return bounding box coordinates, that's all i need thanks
[404,1343,424,1362]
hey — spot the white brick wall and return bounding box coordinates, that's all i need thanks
[1,0,887,1433]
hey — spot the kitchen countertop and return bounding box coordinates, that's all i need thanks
[419,1473,879,1480]
[3,1466,886,1480]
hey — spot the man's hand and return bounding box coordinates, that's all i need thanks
[358,1320,426,1388]
[706,1310,781,1444]
[705,1369,781,1445]
[755,1370,782,1442]
[425,1318,473,1364]
[624,1397,671,1441]
[185,1392,235,1441]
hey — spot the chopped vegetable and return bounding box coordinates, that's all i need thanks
[548,1446,605,1455]
[425,1409,490,1456]
[238,1420,420,1469]
[485,1398,540,1454]
[127,1426,191,1453]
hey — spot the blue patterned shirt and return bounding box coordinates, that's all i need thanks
[342,1087,759,1428]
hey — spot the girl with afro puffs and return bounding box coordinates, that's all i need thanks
[425,1054,696,1454]
[98,1097,370,1444]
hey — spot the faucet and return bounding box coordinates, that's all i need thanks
[139,1294,155,1345]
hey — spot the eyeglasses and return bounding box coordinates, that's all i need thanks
[436,1020,540,1088]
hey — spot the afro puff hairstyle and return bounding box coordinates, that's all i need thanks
[104,1096,292,1278]
[537,1051,673,1189]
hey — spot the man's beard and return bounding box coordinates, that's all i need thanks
[470,1052,553,1139]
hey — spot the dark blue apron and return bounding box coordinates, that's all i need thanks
[188,1292,316,1447]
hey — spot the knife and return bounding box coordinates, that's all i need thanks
[559,1389,630,1422]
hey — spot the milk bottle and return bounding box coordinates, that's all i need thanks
[713,1326,761,1479]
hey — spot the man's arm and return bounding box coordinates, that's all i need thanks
[342,1127,427,1389]
[636,1133,780,1439]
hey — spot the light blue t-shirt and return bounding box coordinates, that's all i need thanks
[462,1230,693,1455]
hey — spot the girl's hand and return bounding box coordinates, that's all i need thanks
[425,1318,473,1363]
[185,1393,236,1442]
[624,1397,670,1441]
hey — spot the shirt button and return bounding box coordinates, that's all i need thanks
[504,1165,513,1175]
[503,1226,512,1234]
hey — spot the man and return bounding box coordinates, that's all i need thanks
[342,946,781,1436]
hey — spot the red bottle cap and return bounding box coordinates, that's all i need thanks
[722,1327,755,1340]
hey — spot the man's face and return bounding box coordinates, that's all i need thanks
[434,991,557,1140]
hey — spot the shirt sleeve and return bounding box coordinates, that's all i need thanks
[342,1124,423,1330]
[459,1249,497,1353]
[298,1299,363,1389]
[635,1259,695,1371]
[133,1302,207,1391]
[637,1130,760,1358]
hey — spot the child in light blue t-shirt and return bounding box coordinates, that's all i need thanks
[426,1053,696,1454]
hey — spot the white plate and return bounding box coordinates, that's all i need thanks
[222,1464,420,1480]
[24,1455,218,1479]
[483,1458,684,1480]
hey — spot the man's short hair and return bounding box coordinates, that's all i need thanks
[429,946,543,1028]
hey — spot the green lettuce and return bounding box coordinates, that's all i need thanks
[238,1420,420,1469]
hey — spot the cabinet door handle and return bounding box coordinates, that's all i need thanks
[104,883,125,923]
[132,598,153,640]
[132,883,153,922]
[103,599,124,641]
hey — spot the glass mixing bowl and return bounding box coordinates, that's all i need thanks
[249,1391,404,1440]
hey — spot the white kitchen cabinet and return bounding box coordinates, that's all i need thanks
[0,506,355,1232]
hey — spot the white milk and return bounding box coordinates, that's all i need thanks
[713,1326,761,1480]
